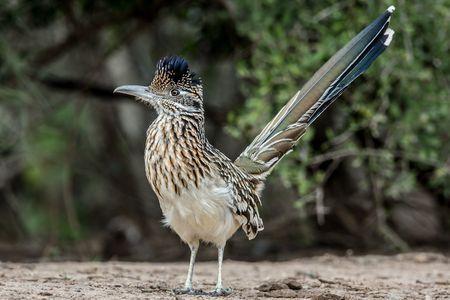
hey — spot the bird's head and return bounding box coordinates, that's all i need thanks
[114,56,203,115]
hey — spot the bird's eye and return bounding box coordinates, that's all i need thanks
[170,89,180,96]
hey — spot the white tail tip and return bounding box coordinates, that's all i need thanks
[387,5,396,13]
[383,28,395,46]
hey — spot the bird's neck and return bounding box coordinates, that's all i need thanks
[147,112,207,147]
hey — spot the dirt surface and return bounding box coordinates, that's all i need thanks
[1,252,449,299]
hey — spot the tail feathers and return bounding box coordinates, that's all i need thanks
[306,27,395,125]
[235,7,395,177]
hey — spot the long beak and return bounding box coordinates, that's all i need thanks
[113,85,156,103]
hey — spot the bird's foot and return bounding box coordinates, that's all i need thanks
[173,287,205,295]
[208,287,232,297]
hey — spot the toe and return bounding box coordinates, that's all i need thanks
[173,287,205,295]
[173,287,187,295]
[210,287,232,296]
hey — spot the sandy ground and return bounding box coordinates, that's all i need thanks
[0,253,449,299]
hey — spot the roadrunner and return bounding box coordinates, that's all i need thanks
[114,6,395,295]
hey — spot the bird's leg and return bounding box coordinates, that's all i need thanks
[184,243,198,289]
[210,244,232,296]
[174,241,204,295]
[216,245,224,289]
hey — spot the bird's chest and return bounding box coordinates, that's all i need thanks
[145,120,205,197]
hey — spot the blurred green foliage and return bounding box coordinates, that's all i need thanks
[0,0,449,256]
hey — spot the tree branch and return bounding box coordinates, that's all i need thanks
[31,0,178,68]
[36,76,229,125]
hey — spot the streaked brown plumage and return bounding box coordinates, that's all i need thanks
[114,6,395,295]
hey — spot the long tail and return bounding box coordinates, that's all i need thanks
[235,6,395,178]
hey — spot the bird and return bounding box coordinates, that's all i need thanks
[114,6,395,296]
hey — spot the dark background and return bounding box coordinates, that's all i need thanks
[0,0,449,262]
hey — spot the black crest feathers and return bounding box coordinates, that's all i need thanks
[154,56,201,86]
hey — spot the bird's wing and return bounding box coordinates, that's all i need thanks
[235,6,395,177]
